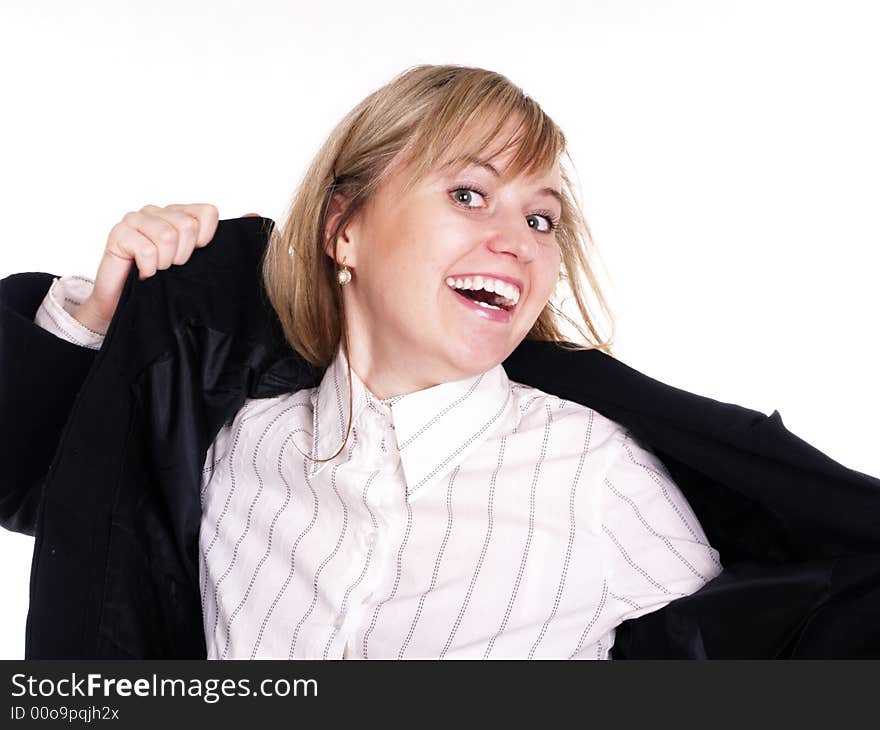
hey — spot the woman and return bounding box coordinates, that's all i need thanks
[7,65,877,659]
[21,64,722,659]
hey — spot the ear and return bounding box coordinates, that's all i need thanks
[323,192,360,268]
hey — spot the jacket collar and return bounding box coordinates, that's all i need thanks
[309,344,512,500]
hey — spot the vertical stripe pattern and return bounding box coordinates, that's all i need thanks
[197,345,723,659]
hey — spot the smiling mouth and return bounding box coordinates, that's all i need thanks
[444,276,520,311]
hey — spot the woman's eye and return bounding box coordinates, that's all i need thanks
[526,214,555,233]
[450,188,486,208]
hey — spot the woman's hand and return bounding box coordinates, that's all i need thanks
[73,203,220,336]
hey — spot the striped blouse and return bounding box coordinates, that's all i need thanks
[36,274,723,659]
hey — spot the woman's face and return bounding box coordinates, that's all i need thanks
[329,134,563,396]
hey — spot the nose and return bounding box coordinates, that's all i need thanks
[484,207,537,262]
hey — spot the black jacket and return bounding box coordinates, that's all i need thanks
[2,216,879,659]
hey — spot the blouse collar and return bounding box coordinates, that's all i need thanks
[309,344,513,500]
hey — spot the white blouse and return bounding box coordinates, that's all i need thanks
[37,274,723,659]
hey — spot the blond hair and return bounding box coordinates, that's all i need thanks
[262,64,617,462]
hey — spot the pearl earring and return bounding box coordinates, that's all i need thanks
[337,263,351,285]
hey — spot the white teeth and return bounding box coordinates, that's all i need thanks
[444,275,521,307]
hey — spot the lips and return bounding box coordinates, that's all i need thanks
[444,274,523,313]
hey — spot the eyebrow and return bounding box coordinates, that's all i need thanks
[461,155,563,207]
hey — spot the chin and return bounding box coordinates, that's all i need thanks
[445,341,508,376]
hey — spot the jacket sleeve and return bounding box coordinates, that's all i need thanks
[0,272,100,535]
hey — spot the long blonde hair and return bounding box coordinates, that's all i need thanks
[262,64,617,463]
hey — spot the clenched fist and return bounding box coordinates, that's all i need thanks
[73,203,220,335]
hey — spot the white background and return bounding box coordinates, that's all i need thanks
[1,0,877,658]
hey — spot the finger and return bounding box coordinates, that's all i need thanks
[124,209,181,270]
[104,221,158,281]
[140,205,201,267]
[163,203,220,249]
